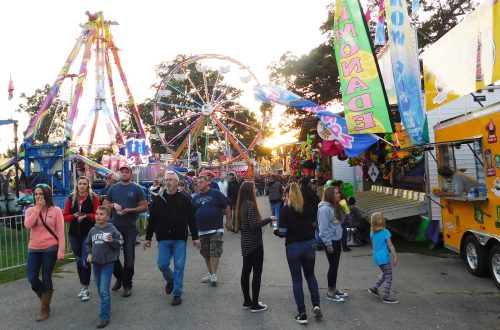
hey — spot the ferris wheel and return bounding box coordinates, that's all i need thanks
[152,54,266,167]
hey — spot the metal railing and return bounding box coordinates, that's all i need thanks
[0,210,148,272]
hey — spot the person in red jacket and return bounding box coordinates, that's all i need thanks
[63,176,100,301]
[24,184,65,321]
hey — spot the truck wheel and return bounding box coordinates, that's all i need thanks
[464,235,488,276]
[489,244,500,289]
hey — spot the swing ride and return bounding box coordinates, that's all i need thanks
[1,11,146,197]
[152,54,266,169]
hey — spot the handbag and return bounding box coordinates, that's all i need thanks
[38,212,59,242]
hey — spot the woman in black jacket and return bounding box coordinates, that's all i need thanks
[236,181,275,313]
[275,182,322,324]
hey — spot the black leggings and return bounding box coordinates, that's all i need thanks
[241,245,264,305]
[325,240,342,290]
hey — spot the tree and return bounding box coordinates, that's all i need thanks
[17,84,68,144]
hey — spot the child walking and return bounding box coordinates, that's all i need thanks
[86,206,123,328]
[368,212,399,304]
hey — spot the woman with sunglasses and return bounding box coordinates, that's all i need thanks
[24,184,65,321]
[63,176,100,301]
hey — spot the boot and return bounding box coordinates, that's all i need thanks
[37,289,54,322]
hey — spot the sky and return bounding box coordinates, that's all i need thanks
[0,0,333,154]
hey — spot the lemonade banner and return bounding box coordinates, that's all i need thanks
[253,84,378,157]
[422,0,500,111]
[386,0,428,145]
[333,0,393,135]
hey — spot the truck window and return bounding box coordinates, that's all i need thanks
[437,140,487,195]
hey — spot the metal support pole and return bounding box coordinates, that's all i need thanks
[13,121,19,197]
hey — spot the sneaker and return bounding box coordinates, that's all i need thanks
[201,273,211,283]
[171,296,182,306]
[343,247,352,252]
[96,320,109,328]
[122,287,132,297]
[210,273,217,286]
[77,287,86,298]
[295,313,308,325]
[335,290,349,298]
[165,280,173,295]
[383,297,399,304]
[111,279,122,291]
[326,293,345,302]
[250,302,268,313]
[243,301,253,310]
[81,288,90,301]
[368,288,379,297]
[312,306,323,320]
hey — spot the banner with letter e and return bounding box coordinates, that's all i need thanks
[333,0,393,135]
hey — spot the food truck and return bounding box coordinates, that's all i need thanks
[433,102,500,288]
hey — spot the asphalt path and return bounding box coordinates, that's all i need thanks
[0,196,498,329]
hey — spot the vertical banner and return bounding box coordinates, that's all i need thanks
[333,0,393,135]
[386,0,428,145]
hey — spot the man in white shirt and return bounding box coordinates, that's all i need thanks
[217,172,228,197]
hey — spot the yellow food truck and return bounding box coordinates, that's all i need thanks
[433,102,500,288]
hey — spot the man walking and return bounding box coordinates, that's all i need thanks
[103,164,148,297]
[267,175,283,226]
[227,172,242,232]
[144,171,200,306]
[192,176,232,286]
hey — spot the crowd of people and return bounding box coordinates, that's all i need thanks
[24,168,399,327]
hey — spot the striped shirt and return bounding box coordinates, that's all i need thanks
[240,201,272,256]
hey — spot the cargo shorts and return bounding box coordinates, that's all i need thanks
[200,232,224,258]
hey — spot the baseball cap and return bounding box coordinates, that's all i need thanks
[119,164,132,172]
[199,170,215,179]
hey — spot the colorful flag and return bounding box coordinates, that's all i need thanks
[375,0,386,46]
[386,0,428,145]
[253,84,378,157]
[8,75,14,100]
[333,0,393,135]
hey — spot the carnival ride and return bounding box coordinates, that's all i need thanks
[153,54,266,169]
[0,11,146,198]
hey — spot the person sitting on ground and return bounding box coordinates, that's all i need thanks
[346,197,370,245]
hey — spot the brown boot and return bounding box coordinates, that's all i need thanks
[111,279,122,291]
[37,289,54,322]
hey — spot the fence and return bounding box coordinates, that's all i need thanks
[0,209,149,272]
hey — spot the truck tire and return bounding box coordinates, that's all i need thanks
[489,244,500,289]
[464,235,488,277]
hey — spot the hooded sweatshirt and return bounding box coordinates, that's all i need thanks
[317,201,343,247]
[86,223,123,265]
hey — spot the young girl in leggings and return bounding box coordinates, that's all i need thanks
[368,212,399,304]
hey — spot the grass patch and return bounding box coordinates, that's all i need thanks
[0,258,74,285]
[392,235,458,258]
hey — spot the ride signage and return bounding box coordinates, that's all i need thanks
[333,0,392,135]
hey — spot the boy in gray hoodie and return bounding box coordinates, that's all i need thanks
[86,206,123,328]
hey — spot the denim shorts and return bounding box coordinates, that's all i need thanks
[200,232,224,258]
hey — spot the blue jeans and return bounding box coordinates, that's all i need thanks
[69,235,91,286]
[270,201,281,226]
[27,249,57,293]
[285,240,320,314]
[157,240,187,297]
[114,226,138,288]
[93,262,114,321]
